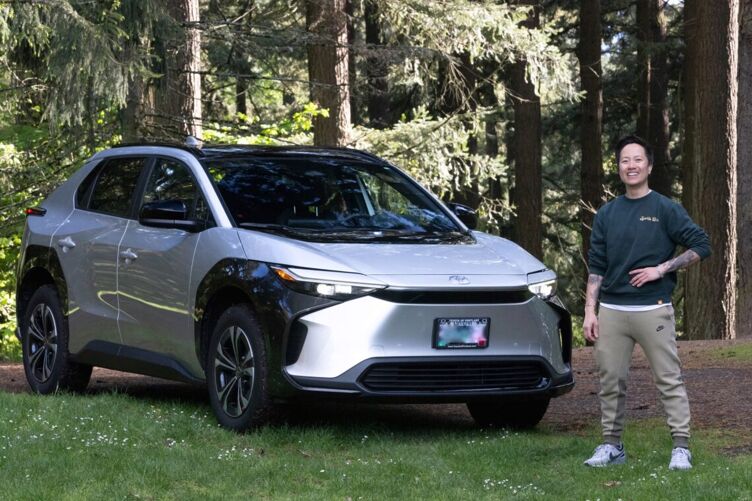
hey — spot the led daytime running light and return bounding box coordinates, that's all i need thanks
[270,265,385,300]
[527,279,556,300]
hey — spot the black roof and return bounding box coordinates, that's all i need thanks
[111,142,385,164]
[200,145,385,163]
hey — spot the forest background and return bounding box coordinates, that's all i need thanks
[0,0,749,360]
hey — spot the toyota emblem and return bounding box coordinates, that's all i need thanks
[449,275,470,285]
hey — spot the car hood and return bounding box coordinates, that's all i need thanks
[237,230,547,288]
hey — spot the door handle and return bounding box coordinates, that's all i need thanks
[119,248,138,264]
[57,236,76,253]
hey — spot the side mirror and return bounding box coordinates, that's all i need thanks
[447,202,478,230]
[139,200,205,232]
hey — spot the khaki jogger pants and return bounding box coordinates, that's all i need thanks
[595,305,690,449]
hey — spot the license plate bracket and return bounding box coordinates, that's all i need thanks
[433,317,490,349]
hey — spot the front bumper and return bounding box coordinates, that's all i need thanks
[285,355,574,401]
[281,293,573,400]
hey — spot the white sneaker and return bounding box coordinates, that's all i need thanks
[584,443,626,467]
[669,447,692,470]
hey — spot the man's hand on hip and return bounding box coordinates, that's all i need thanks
[628,266,662,287]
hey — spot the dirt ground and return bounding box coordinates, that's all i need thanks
[2,339,751,438]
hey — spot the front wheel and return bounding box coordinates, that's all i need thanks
[22,285,92,394]
[467,397,550,429]
[206,304,270,431]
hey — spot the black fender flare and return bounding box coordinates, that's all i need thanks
[16,245,70,326]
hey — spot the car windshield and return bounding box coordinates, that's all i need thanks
[202,155,469,243]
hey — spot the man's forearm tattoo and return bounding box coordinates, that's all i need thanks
[585,273,603,308]
[659,250,701,276]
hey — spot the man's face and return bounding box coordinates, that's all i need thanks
[618,143,651,189]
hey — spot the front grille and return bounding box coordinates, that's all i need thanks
[372,289,531,304]
[360,361,548,392]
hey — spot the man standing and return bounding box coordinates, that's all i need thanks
[582,135,711,470]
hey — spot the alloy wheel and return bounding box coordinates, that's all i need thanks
[27,303,58,383]
[213,325,255,418]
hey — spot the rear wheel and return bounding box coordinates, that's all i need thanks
[467,397,550,429]
[206,304,270,431]
[22,285,92,394]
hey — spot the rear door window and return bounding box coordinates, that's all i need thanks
[86,157,146,217]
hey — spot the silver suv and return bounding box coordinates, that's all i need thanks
[16,143,573,430]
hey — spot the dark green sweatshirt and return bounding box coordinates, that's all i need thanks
[588,191,711,305]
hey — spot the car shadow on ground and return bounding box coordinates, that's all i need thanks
[82,373,479,432]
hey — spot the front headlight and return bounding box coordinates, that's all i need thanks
[527,269,557,300]
[270,265,387,300]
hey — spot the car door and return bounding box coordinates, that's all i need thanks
[117,157,211,368]
[54,156,148,353]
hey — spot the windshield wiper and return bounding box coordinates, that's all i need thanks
[306,229,471,243]
[239,223,472,243]
[238,222,321,236]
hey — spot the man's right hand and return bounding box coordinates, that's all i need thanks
[583,310,599,342]
[583,273,603,343]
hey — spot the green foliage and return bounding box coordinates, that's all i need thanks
[354,108,512,234]
[0,141,26,361]
[0,233,21,361]
[203,102,327,145]
[2,1,161,128]
[378,0,579,105]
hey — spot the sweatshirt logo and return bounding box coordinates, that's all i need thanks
[639,216,660,223]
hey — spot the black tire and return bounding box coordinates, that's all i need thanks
[206,304,270,431]
[22,285,92,394]
[467,397,550,429]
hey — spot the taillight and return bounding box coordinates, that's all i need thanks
[24,207,47,217]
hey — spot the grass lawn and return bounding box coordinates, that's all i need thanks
[1,392,750,500]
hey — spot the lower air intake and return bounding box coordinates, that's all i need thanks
[360,361,548,392]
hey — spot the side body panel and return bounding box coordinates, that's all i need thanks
[54,211,128,352]
[116,222,201,373]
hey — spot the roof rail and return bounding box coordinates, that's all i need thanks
[110,141,205,157]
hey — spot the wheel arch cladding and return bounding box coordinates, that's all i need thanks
[17,245,69,330]
[193,259,287,374]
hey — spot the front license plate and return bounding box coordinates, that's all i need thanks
[433,317,490,349]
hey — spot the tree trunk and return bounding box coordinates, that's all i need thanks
[481,76,499,159]
[510,1,542,259]
[636,0,651,139]
[365,0,389,128]
[122,66,150,142]
[345,0,360,125]
[236,77,247,117]
[85,75,96,151]
[153,0,202,140]
[578,0,604,274]
[636,0,672,196]
[684,0,739,340]
[737,0,752,338]
[682,0,697,215]
[306,0,351,146]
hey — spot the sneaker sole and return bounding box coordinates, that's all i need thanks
[669,465,692,471]
[584,455,626,467]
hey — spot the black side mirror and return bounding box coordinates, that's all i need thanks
[447,202,478,230]
[139,200,204,232]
